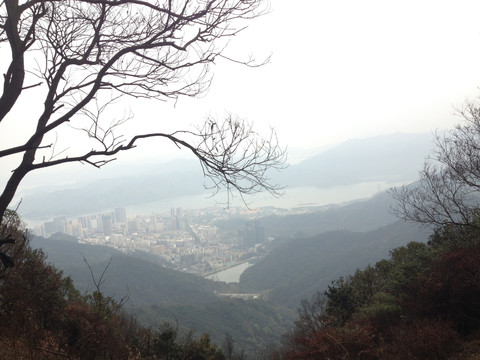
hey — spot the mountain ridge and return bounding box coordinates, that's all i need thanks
[18,132,432,219]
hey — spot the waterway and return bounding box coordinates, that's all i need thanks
[22,181,403,227]
[205,262,252,283]
[125,181,401,214]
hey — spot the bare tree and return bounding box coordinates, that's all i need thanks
[391,99,480,229]
[0,0,287,230]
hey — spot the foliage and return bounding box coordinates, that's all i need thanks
[132,322,228,360]
[136,298,295,358]
[0,209,28,277]
[281,221,480,360]
[239,220,427,309]
[406,245,480,334]
[324,277,356,326]
[0,235,242,359]
[0,242,141,359]
[0,246,72,356]
[30,232,295,357]
[0,215,272,359]
[152,323,182,359]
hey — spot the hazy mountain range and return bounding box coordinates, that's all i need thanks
[275,132,433,188]
[18,132,434,220]
[217,190,399,238]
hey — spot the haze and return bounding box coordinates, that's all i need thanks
[3,0,480,214]
[5,1,480,356]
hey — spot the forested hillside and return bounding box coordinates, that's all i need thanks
[2,0,479,357]
[0,241,235,359]
[255,191,398,237]
[280,224,480,360]
[24,192,434,357]
[29,234,296,356]
[5,204,480,359]
[239,220,429,309]
[136,299,295,356]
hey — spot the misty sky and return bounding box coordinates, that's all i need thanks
[205,0,480,149]
[3,0,480,188]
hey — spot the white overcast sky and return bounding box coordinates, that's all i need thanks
[204,0,480,149]
[122,0,480,158]
[3,0,480,188]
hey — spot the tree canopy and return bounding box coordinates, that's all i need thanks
[0,0,286,232]
[281,223,480,360]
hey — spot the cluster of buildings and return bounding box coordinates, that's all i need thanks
[36,206,268,277]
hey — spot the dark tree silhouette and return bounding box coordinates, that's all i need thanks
[0,209,27,277]
[0,0,286,232]
[391,99,480,229]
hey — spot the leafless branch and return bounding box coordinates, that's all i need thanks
[0,0,281,226]
[29,116,287,203]
[391,98,480,229]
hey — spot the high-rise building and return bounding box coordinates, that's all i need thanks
[43,221,57,236]
[115,207,127,223]
[243,220,265,248]
[78,216,88,229]
[244,221,256,248]
[128,220,137,233]
[89,216,99,231]
[255,221,266,244]
[176,207,185,230]
[102,215,113,236]
[43,216,67,236]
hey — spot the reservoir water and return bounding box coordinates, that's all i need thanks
[205,262,252,283]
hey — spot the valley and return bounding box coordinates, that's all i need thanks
[19,133,434,356]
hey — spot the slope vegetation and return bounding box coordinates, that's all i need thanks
[239,220,429,309]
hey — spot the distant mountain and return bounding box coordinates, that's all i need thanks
[21,162,207,218]
[239,220,431,309]
[30,235,225,307]
[276,132,433,188]
[31,233,120,268]
[265,190,397,237]
[216,190,399,239]
[68,255,224,307]
[18,132,432,219]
